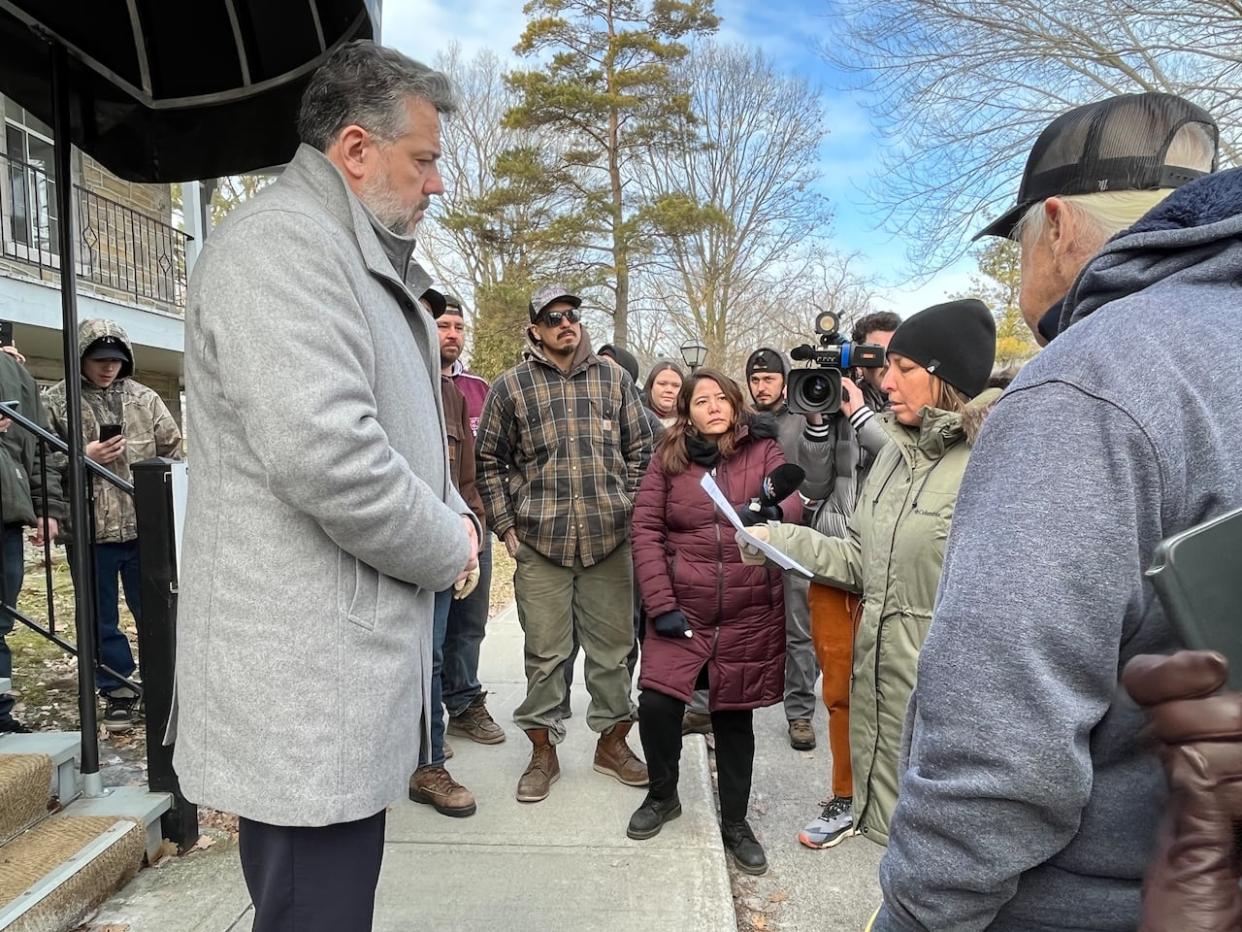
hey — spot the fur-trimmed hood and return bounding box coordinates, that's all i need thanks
[961,388,1003,446]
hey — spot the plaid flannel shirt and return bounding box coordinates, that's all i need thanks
[475,344,653,567]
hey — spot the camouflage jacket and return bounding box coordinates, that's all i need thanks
[44,319,183,544]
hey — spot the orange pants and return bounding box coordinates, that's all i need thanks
[808,582,859,799]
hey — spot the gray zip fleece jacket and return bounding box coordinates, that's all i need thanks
[873,167,1242,932]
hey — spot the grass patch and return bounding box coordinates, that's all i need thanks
[489,544,515,617]
[6,547,146,784]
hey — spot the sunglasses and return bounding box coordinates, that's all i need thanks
[540,309,580,327]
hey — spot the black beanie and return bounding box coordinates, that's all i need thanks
[886,299,996,398]
[599,344,640,383]
[745,348,788,382]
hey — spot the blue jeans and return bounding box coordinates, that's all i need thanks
[0,524,25,721]
[422,588,453,768]
[68,540,141,695]
[442,543,492,716]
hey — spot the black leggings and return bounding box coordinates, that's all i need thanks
[638,677,755,824]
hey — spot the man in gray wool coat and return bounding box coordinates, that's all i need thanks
[175,41,479,931]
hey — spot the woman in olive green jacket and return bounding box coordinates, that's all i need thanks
[744,300,999,847]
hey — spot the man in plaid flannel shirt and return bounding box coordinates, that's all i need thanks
[475,283,654,804]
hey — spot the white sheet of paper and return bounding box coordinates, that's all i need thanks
[699,472,814,579]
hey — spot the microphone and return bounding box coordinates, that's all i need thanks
[759,464,806,507]
[789,344,817,362]
[738,464,805,528]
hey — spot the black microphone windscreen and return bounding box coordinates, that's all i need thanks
[789,345,816,362]
[760,463,806,506]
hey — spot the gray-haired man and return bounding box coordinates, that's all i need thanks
[873,93,1229,931]
[178,41,478,931]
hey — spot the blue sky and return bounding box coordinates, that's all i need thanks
[383,0,978,315]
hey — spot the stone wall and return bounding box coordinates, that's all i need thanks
[78,155,173,224]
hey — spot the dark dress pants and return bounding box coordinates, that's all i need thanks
[239,809,387,932]
[638,665,756,823]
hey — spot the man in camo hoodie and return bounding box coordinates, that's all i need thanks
[44,318,182,733]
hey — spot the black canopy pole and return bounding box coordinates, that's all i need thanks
[50,39,103,794]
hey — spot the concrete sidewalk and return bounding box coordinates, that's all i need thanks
[87,604,736,931]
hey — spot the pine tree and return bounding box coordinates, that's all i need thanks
[955,239,1039,367]
[505,0,720,348]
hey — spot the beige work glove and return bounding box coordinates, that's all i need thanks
[736,525,771,567]
[453,566,481,600]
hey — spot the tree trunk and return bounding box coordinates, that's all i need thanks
[605,0,629,348]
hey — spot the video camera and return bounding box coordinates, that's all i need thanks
[787,310,886,416]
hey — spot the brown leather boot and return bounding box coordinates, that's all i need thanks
[593,721,649,787]
[408,764,476,817]
[516,728,560,803]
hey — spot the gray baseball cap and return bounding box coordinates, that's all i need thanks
[529,284,581,323]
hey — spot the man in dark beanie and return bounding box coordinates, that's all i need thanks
[872,95,1242,932]
[744,346,847,751]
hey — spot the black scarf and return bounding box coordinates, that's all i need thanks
[686,432,721,468]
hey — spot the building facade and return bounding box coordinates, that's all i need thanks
[0,93,186,421]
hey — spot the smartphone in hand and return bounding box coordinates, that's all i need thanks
[1148,507,1242,690]
[99,423,124,443]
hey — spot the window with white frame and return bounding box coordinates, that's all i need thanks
[2,97,59,261]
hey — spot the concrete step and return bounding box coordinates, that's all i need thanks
[0,732,80,806]
[0,815,146,932]
[64,786,173,864]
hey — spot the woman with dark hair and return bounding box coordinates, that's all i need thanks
[743,299,999,848]
[641,360,685,428]
[628,368,801,875]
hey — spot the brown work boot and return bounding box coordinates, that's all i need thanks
[447,692,507,745]
[408,764,477,818]
[788,718,816,751]
[593,721,649,787]
[516,728,560,803]
[681,711,713,736]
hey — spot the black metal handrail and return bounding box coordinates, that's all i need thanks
[0,400,134,494]
[0,150,191,311]
[0,399,141,695]
[0,397,195,845]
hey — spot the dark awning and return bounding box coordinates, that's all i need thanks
[0,0,380,182]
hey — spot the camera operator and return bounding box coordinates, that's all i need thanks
[745,347,850,752]
[840,312,900,479]
[795,313,892,849]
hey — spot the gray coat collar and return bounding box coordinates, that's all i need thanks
[281,144,432,301]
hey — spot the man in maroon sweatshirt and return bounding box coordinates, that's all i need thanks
[436,295,504,747]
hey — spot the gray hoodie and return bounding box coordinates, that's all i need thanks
[873,167,1242,931]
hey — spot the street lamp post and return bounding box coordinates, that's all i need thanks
[680,339,708,372]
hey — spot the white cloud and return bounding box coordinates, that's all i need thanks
[380,0,525,63]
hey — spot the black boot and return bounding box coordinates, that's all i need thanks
[722,819,767,875]
[627,794,682,840]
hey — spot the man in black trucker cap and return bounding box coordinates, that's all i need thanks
[977,92,1218,344]
[871,93,1242,931]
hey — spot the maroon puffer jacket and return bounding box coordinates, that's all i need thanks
[633,419,802,710]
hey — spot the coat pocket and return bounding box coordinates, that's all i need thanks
[338,551,380,630]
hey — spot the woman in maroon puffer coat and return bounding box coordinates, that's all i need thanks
[627,368,801,875]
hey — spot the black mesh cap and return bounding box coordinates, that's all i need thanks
[975,93,1219,241]
[420,287,447,319]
